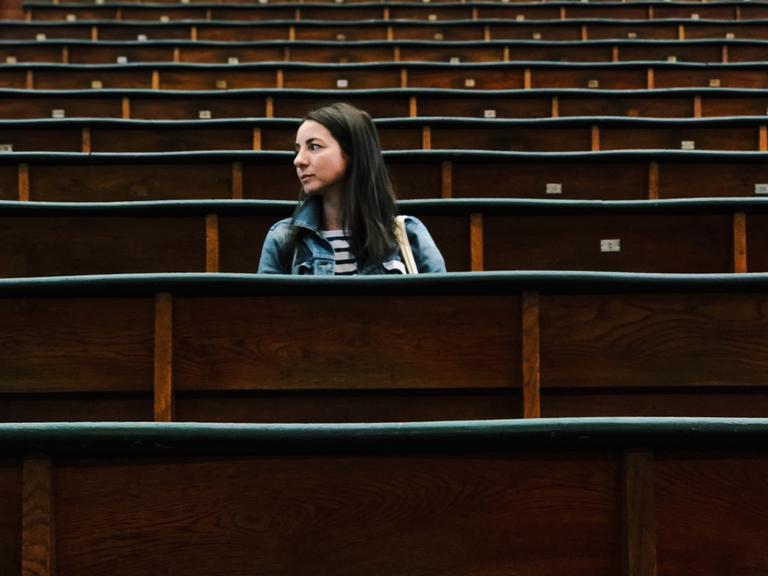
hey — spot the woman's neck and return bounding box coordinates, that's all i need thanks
[322,189,344,231]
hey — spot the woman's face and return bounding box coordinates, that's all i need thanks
[294,120,348,196]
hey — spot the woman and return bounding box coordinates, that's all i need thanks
[258,102,446,275]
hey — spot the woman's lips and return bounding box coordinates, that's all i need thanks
[300,174,314,181]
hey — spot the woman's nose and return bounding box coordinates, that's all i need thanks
[294,149,308,168]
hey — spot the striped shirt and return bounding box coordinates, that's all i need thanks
[321,230,358,275]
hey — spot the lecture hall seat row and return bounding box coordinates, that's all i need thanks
[2,150,768,201]
[0,198,763,276]
[22,0,768,22]
[0,197,762,273]
[5,19,768,41]
[3,116,768,152]
[2,87,767,119]
[6,38,768,64]
[7,61,768,90]
[4,419,767,576]
[2,273,768,422]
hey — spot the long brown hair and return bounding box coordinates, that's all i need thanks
[295,102,398,266]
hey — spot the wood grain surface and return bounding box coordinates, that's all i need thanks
[0,216,206,277]
[54,453,621,576]
[173,294,521,391]
[0,459,21,576]
[541,293,768,389]
[655,453,768,575]
[0,298,154,393]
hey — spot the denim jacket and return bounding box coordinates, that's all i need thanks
[258,195,446,274]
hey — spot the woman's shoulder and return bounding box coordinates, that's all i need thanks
[268,217,294,234]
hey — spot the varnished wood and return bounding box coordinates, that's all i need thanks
[469,212,483,272]
[22,456,53,576]
[440,160,452,198]
[154,292,173,422]
[648,161,659,200]
[121,96,130,119]
[624,451,657,576]
[18,162,29,201]
[205,214,219,273]
[522,290,541,419]
[733,211,747,273]
[80,126,90,153]
[231,161,243,199]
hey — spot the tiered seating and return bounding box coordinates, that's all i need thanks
[3,0,768,573]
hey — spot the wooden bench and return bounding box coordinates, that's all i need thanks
[2,86,768,119]
[22,0,768,22]
[7,61,768,90]
[2,116,767,152]
[2,149,768,201]
[1,273,768,421]
[0,197,763,277]
[4,419,768,575]
[5,38,767,65]
[3,19,768,42]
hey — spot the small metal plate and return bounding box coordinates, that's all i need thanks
[428,13,437,20]
[91,80,103,89]
[667,55,677,62]
[587,79,599,88]
[36,33,47,41]
[532,32,541,40]
[434,32,444,40]
[600,239,621,253]
[51,109,65,118]
[117,55,128,63]
[198,110,212,119]
[755,184,768,195]
[0,144,14,152]
[336,78,349,88]
[546,183,562,195]
[66,14,77,21]
[137,34,148,41]
[627,32,637,39]
[484,109,497,118]
[215,79,228,89]
[5,56,17,64]
[515,14,525,20]
[464,78,476,87]
[160,15,170,22]
[709,78,721,87]
[228,56,239,64]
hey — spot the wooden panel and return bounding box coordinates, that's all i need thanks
[398,45,504,63]
[541,293,768,389]
[489,24,581,42]
[68,45,174,64]
[0,45,62,63]
[618,44,721,63]
[173,294,521,390]
[746,214,768,272]
[532,68,646,90]
[157,69,276,90]
[417,96,551,119]
[586,24,679,41]
[600,126,758,151]
[656,454,768,575]
[0,298,154,393]
[288,45,392,64]
[660,162,768,198]
[0,69,27,89]
[242,163,300,200]
[90,126,253,152]
[541,389,768,418]
[376,127,422,151]
[0,460,21,576]
[283,68,401,90]
[294,26,387,41]
[417,214,470,272]
[0,216,206,276]
[730,45,768,63]
[654,68,768,89]
[129,96,269,120]
[392,24,483,41]
[273,95,411,118]
[407,68,524,90]
[30,163,232,201]
[175,389,522,422]
[0,95,122,119]
[218,215,280,272]
[0,127,81,152]
[196,26,287,42]
[33,69,152,90]
[684,24,768,40]
[430,125,589,151]
[700,96,768,117]
[299,6,382,20]
[54,453,620,576]
[484,213,732,273]
[0,25,91,40]
[558,96,693,118]
[452,161,647,200]
[180,46,285,64]
[96,25,190,41]
[387,162,442,199]
[0,164,18,200]
[22,457,52,576]
[0,393,153,422]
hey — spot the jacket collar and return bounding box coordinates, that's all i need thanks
[291,194,324,233]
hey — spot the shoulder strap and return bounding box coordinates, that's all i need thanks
[394,215,419,275]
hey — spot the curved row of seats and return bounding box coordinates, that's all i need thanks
[2,86,767,118]
[3,116,768,151]
[5,18,768,40]
[23,0,768,21]
[6,38,768,64]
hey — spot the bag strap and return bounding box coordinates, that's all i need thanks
[394,215,419,275]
